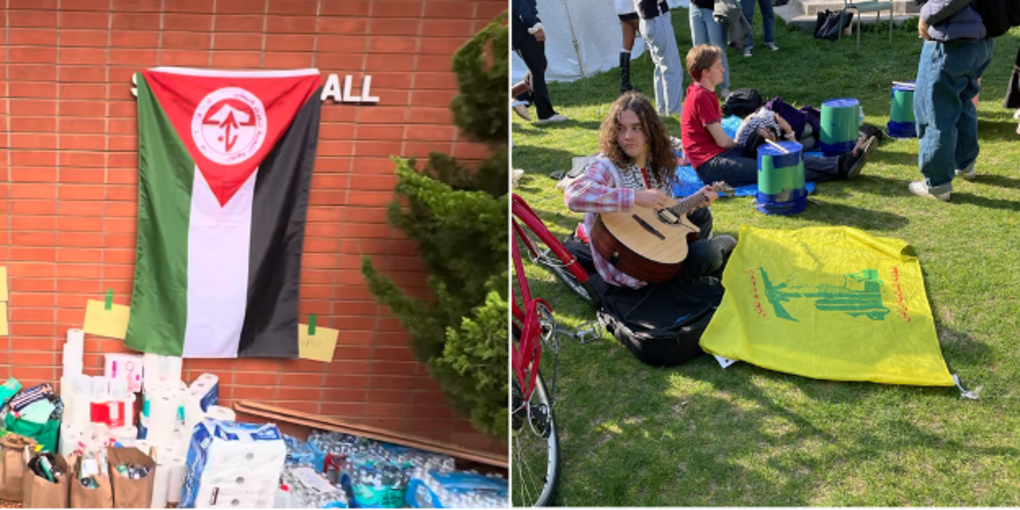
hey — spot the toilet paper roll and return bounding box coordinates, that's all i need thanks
[188,373,219,412]
[147,391,178,451]
[151,462,170,508]
[62,344,83,379]
[91,376,109,399]
[67,328,85,349]
[167,460,186,504]
[182,396,205,445]
[70,384,92,430]
[204,405,235,422]
[143,353,183,391]
[59,376,75,422]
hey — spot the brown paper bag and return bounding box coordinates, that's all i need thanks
[21,451,70,508]
[70,454,113,509]
[0,433,36,502]
[106,447,156,509]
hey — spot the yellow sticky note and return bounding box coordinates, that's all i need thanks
[298,324,340,363]
[0,303,8,336]
[83,299,131,340]
[0,267,8,301]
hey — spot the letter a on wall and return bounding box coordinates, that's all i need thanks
[126,67,322,358]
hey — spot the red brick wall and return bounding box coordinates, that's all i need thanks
[0,0,506,454]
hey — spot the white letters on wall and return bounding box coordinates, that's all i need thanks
[132,73,379,104]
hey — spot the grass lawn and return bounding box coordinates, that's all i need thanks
[511,11,1020,507]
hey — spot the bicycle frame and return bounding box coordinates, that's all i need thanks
[511,193,588,402]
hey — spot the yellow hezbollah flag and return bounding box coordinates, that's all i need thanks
[700,226,954,387]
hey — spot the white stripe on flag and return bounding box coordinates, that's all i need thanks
[182,167,257,358]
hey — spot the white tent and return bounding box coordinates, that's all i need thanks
[511,0,688,83]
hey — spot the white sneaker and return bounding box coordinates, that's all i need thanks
[955,164,976,181]
[765,42,779,51]
[743,48,752,58]
[512,104,531,122]
[908,181,950,202]
[537,114,568,124]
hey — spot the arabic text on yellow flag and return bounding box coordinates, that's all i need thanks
[700,226,954,386]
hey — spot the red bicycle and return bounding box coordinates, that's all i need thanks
[511,193,600,506]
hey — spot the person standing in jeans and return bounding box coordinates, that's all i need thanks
[909,0,993,201]
[512,0,568,124]
[689,0,732,99]
[741,0,778,57]
[633,0,684,117]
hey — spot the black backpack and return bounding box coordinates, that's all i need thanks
[973,0,1020,38]
[721,88,763,118]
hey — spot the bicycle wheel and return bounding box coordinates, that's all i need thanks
[512,371,560,507]
[517,226,601,310]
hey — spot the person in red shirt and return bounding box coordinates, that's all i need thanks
[680,45,877,187]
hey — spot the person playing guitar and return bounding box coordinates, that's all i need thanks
[563,91,737,289]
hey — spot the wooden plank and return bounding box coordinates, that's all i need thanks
[232,400,508,469]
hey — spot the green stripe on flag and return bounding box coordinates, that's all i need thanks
[125,73,195,356]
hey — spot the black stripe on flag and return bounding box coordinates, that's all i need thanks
[238,88,322,357]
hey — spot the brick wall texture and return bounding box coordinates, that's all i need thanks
[0,0,507,454]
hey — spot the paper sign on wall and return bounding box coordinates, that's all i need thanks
[83,300,131,340]
[0,267,8,301]
[0,303,7,336]
[298,324,340,363]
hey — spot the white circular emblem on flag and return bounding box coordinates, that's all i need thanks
[191,87,267,165]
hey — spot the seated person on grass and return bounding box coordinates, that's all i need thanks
[680,44,878,188]
[563,91,736,289]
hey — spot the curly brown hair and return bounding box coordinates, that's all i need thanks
[598,91,676,185]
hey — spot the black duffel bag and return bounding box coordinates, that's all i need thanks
[565,240,725,367]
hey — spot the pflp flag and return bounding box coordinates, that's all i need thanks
[125,67,322,358]
[700,226,955,387]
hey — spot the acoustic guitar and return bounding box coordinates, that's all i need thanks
[591,182,733,283]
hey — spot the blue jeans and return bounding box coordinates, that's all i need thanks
[694,147,841,187]
[640,13,684,116]
[741,0,774,49]
[914,38,995,193]
[690,6,730,90]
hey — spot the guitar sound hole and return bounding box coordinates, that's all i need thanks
[656,209,680,224]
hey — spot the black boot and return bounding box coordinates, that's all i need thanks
[620,52,637,94]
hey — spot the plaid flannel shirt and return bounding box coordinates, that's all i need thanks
[564,159,669,289]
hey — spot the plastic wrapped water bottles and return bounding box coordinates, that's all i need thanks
[340,456,410,509]
[281,465,349,508]
[283,435,317,467]
[373,443,455,474]
[405,470,508,508]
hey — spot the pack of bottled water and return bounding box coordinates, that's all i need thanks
[283,435,317,467]
[280,465,349,509]
[372,443,455,474]
[339,455,410,508]
[405,470,508,508]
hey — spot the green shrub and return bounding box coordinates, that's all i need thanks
[362,13,508,440]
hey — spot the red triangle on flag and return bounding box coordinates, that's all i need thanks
[142,68,321,206]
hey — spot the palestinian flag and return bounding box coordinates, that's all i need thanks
[125,68,322,358]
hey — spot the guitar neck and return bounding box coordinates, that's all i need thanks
[667,191,708,216]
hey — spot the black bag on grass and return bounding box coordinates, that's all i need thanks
[814,10,853,40]
[721,88,763,118]
[564,241,725,366]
